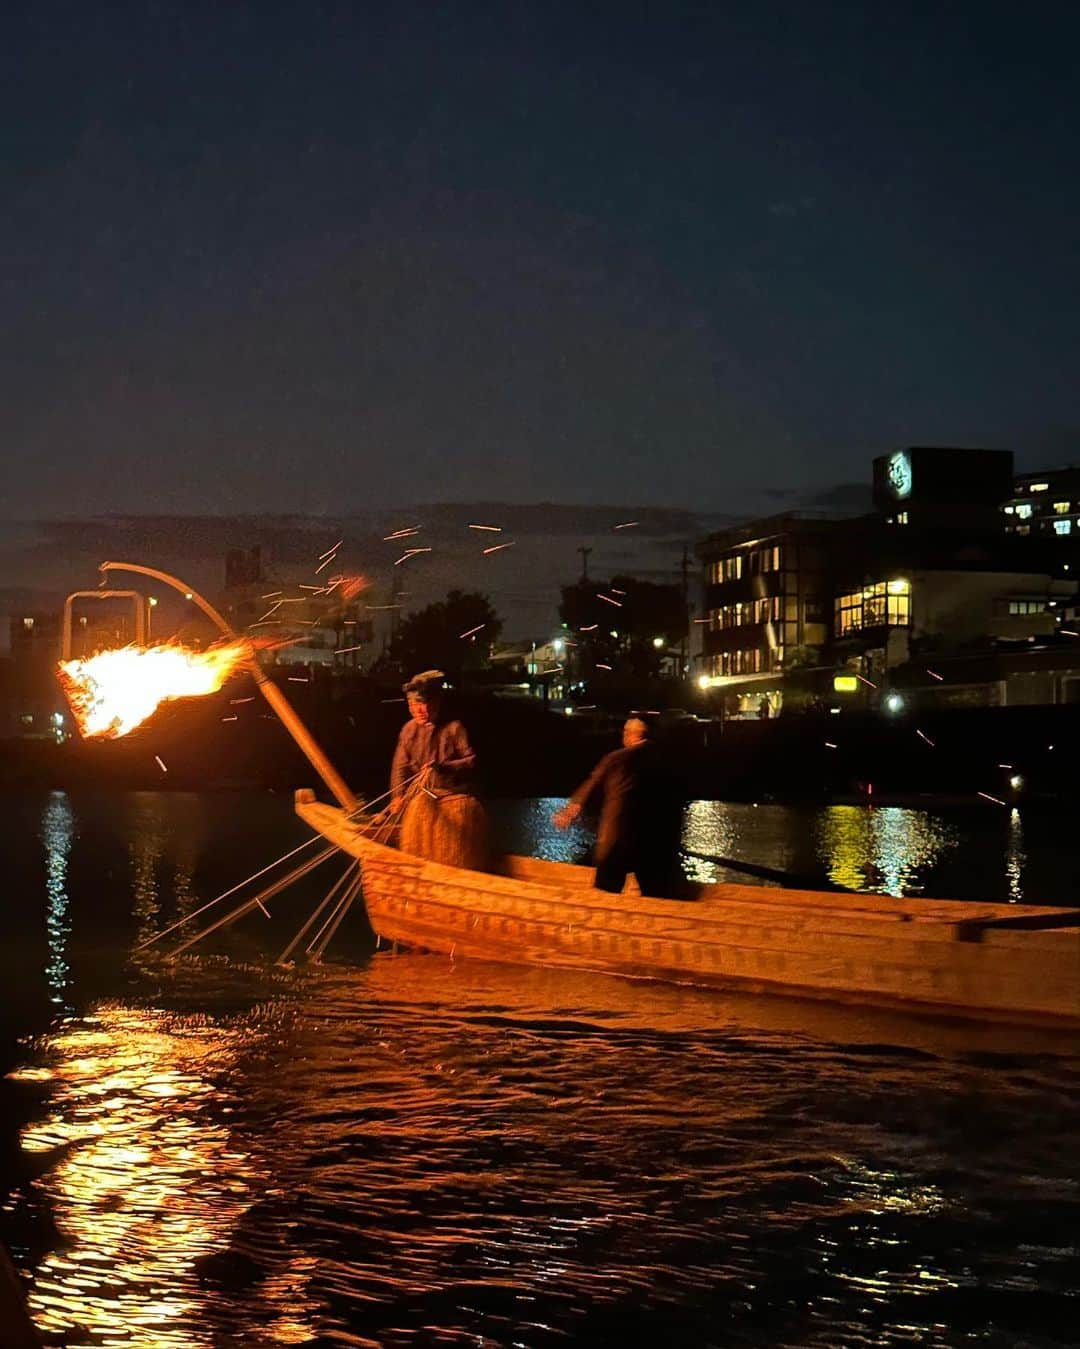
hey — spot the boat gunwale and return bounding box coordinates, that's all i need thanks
[297,800,1080,933]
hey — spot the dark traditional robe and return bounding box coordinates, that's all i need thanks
[570,741,684,895]
[391,718,477,800]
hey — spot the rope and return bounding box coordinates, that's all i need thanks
[136,830,328,951]
[308,870,365,961]
[277,860,359,964]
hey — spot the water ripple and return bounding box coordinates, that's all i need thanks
[4,956,1078,1347]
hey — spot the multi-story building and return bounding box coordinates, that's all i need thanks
[1003,466,1080,541]
[696,513,844,711]
[696,446,1078,714]
[873,445,1014,530]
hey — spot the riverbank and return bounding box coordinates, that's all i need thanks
[7,695,1080,811]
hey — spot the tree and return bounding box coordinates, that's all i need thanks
[386,590,502,681]
[559,574,687,678]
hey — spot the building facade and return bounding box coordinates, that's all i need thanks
[1003,466,1080,541]
[696,513,844,711]
[696,446,1080,714]
[7,612,65,737]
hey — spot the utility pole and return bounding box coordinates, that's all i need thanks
[680,543,690,675]
[577,546,592,582]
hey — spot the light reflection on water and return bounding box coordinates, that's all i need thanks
[6,959,1079,1348]
[814,806,958,896]
[1006,807,1026,903]
[3,791,1080,1347]
[680,800,960,896]
[13,1003,318,1347]
[41,791,74,1009]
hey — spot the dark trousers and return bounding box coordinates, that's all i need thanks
[594,846,678,899]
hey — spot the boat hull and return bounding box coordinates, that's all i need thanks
[296,795,1080,1028]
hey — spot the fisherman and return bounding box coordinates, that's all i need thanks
[390,670,488,869]
[553,716,684,898]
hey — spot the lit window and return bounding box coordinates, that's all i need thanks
[834,581,911,634]
[1003,505,1015,515]
[1029,482,1049,492]
[22,616,34,629]
[1015,503,1033,519]
[1054,519,1072,535]
[1016,524,1031,535]
[1009,600,1047,615]
[896,511,909,525]
[1054,501,1071,514]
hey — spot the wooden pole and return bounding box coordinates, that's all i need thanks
[98,561,358,810]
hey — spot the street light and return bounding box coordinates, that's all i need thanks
[652,636,664,649]
[884,692,905,714]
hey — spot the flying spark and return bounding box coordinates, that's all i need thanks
[468,524,502,532]
[154,755,168,773]
[394,548,433,565]
[580,624,598,632]
[334,644,365,655]
[977,791,1007,806]
[595,663,612,670]
[613,521,639,530]
[459,624,485,639]
[597,594,622,607]
[856,674,877,688]
[260,591,283,599]
[926,669,944,681]
[916,729,935,746]
[482,543,515,555]
[384,527,422,540]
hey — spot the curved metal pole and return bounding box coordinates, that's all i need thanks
[99,560,357,811]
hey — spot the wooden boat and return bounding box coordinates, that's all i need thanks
[295,791,1080,1029]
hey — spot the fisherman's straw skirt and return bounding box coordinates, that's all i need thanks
[400,792,489,871]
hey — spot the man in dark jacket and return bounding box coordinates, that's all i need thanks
[553,717,684,897]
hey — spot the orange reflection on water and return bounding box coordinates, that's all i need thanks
[14,1005,317,1347]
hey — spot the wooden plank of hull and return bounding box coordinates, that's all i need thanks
[296,797,1080,1027]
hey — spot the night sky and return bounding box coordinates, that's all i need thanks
[4,2,1080,521]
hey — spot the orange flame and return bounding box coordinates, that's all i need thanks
[58,641,251,739]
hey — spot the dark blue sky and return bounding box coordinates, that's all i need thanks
[4,1,1079,517]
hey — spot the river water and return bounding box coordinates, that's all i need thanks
[1,790,1078,1348]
